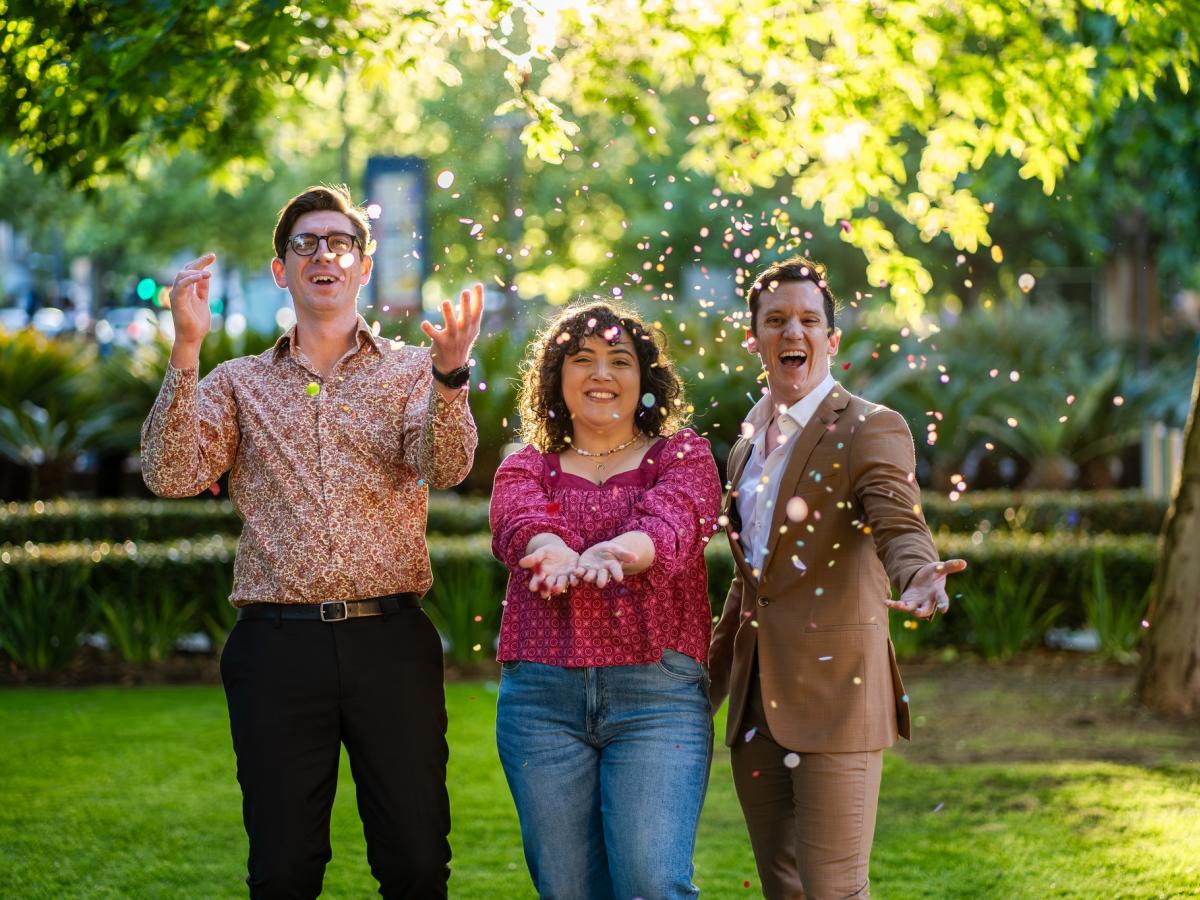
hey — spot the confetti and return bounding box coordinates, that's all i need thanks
[642,392,656,407]
[743,726,758,743]
[306,382,320,397]
[783,752,801,768]
[435,170,455,189]
[785,496,809,522]
[1018,272,1036,292]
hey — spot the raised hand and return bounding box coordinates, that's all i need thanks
[168,254,216,368]
[885,559,968,619]
[519,542,580,598]
[575,541,640,590]
[421,283,484,376]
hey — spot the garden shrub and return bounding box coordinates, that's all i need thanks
[1,489,1166,545]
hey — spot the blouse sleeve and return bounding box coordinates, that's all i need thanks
[625,430,722,578]
[490,445,586,571]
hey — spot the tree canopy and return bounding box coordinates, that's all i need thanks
[2,0,1197,313]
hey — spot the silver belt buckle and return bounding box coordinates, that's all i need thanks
[320,600,348,622]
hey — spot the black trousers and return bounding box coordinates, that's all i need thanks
[220,607,450,899]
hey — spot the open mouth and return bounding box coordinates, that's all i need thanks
[309,273,340,285]
[585,390,617,401]
[779,349,808,369]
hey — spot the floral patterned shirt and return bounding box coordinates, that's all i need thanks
[141,317,477,605]
[490,429,722,666]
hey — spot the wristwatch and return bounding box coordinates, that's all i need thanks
[432,362,470,389]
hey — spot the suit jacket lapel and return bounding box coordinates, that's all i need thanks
[762,383,851,572]
[723,438,758,587]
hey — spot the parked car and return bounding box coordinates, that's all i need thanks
[95,307,161,348]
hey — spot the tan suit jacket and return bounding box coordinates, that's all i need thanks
[709,383,937,753]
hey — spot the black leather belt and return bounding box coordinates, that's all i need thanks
[236,592,421,623]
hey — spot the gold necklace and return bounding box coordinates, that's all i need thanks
[573,434,643,485]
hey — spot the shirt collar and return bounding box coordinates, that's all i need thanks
[271,314,383,361]
[740,370,836,447]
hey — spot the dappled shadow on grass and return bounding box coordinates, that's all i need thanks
[892,655,1200,767]
[874,758,1200,898]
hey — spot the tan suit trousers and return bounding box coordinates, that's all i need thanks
[730,667,883,899]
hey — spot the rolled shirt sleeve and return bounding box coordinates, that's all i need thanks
[140,363,239,498]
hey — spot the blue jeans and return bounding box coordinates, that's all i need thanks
[496,651,714,900]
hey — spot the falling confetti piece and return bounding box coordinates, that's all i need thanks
[785,496,809,522]
[783,752,801,768]
[416,478,425,487]
[743,727,758,743]
[842,362,852,370]
[818,655,833,662]
[932,802,944,813]
[436,170,455,189]
[1018,272,1036,292]
[990,245,1004,263]
[366,203,382,220]
[306,382,320,397]
[546,502,560,514]
[208,483,220,496]
[1113,396,1125,406]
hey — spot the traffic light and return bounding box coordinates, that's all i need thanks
[136,277,158,303]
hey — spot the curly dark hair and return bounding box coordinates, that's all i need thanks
[517,301,689,453]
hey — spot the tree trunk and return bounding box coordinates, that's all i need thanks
[1138,351,1200,717]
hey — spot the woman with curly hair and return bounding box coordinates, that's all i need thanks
[489,300,722,899]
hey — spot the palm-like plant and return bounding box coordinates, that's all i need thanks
[0,331,112,497]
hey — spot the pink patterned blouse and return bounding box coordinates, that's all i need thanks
[490,429,722,667]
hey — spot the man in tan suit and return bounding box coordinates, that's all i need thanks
[709,256,966,899]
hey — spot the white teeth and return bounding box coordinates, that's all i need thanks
[587,391,616,399]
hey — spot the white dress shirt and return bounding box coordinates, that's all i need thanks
[735,372,835,571]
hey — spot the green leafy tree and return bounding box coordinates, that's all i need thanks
[3,0,1198,712]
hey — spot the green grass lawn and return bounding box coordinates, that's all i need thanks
[2,672,1199,898]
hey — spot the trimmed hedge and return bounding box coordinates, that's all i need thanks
[1,529,1157,670]
[920,490,1167,537]
[0,490,1167,545]
[0,495,492,544]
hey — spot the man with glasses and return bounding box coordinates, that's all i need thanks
[142,184,482,898]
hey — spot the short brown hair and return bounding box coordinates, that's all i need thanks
[746,255,838,334]
[516,301,689,453]
[272,184,371,260]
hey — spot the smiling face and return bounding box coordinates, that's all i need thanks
[270,210,372,319]
[560,332,641,441]
[749,280,840,408]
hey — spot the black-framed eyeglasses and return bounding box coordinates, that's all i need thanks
[285,232,361,257]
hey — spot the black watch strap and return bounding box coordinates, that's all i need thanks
[432,362,470,389]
